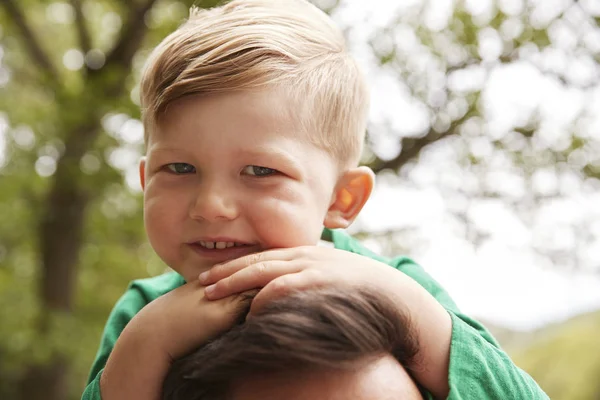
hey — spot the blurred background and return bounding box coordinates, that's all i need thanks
[0,0,598,399]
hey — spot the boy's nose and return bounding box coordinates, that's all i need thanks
[189,186,239,222]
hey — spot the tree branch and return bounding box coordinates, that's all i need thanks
[369,111,471,173]
[369,131,453,173]
[70,0,91,55]
[0,0,59,81]
[103,0,159,72]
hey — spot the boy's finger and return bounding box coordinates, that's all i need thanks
[199,248,297,284]
[249,270,324,315]
[204,260,301,300]
[198,251,265,284]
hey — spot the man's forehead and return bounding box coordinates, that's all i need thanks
[231,354,423,400]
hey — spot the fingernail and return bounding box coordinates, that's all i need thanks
[205,284,216,298]
[198,271,209,283]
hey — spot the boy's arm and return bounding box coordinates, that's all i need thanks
[83,286,148,400]
[99,295,175,400]
[83,279,251,400]
[393,258,549,400]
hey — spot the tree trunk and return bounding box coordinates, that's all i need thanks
[17,131,92,400]
[7,0,195,397]
[18,357,68,400]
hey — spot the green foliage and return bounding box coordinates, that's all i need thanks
[509,312,600,400]
[0,1,196,398]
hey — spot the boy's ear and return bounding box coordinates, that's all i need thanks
[139,157,146,190]
[324,166,374,229]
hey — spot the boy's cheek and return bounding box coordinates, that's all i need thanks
[249,199,323,247]
[144,197,181,244]
[144,212,170,246]
[144,215,181,270]
[143,173,169,193]
[143,179,188,207]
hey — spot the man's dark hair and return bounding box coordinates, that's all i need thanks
[162,287,420,400]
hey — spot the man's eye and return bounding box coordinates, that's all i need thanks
[166,163,196,174]
[242,165,278,177]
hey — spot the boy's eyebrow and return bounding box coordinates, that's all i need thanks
[240,146,302,169]
[148,145,303,170]
[147,145,186,154]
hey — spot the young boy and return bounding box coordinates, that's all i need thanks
[83,1,548,399]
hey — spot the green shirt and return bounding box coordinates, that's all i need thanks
[83,229,548,399]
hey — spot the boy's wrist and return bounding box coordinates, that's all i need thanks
[101,314,172,400]
[128,297,181,359]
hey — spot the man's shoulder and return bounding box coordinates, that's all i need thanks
[326,228,460,312]
[326,228,422,270]
[326,228,392,263]
[127,270,186,302]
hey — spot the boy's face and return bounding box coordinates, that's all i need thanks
[140,90,341,281]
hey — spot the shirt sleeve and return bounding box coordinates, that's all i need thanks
[81,286,149,400]
[446,311,549,399]
[82,370,103,400]
[392,258,549,400]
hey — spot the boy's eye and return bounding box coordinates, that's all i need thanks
[242,165,278,177]
[166,163,196,174]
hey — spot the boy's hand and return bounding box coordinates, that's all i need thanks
[199,246,395,313]
[101,280,254,400]
[138,279,254,360]
[198,246,453,399]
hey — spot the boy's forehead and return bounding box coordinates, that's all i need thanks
[149,91,315,145]
[164,91,303,126]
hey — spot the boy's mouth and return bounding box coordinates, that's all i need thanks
[188,240,260,262]
[197,241,251,250]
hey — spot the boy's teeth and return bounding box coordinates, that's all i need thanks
[199,241,242,249]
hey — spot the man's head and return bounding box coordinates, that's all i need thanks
[138,0,375,281]
[162,288,423,400]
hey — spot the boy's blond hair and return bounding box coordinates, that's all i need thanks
[140,0,369,167]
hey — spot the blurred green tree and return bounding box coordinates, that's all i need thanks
[357,0,600,266]
[0,1,220,399]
